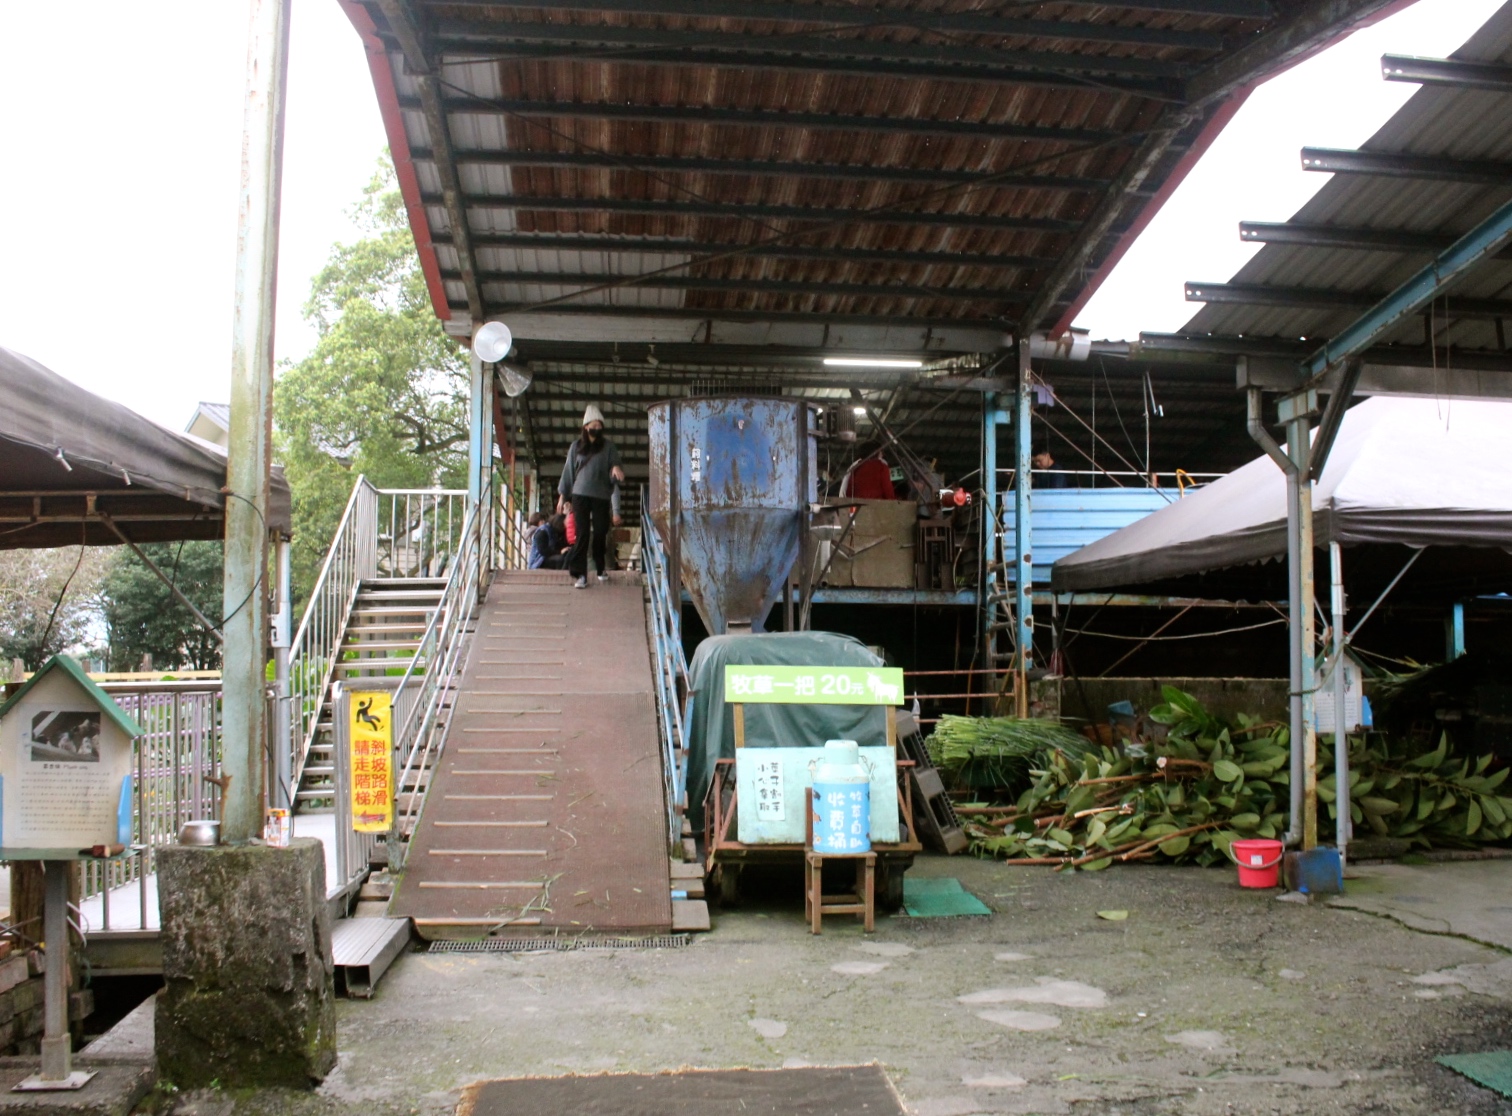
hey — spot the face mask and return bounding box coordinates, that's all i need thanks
[587,428,603,444]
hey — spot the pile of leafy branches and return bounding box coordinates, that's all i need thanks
[955,686,1512,869]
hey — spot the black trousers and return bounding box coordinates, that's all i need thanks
[568,494,613,577]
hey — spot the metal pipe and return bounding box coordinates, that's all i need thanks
[272,537,292,810]
[981,391,999,675]
[39,860,70,1081]
[1289,410,1319,851]
[1247,388,1304,849]
[1330,541,1349,868]
[1014,338,1034,716]
[221,0,291,845]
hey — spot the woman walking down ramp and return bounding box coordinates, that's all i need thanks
[558,404,624,588]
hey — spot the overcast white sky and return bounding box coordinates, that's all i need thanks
[0,0,1504,430]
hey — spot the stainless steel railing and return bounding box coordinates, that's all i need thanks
[286,478,377,797]
[76,683,222,933]
[640,507,690,851]
[389,497,485,866]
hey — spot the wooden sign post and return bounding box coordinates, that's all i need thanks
[0,656,139,1091]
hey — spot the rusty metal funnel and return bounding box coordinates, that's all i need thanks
[648,398,815,634]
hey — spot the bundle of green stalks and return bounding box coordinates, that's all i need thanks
[926,715,1096,790]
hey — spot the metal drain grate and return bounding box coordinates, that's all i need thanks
[429,934,691,953]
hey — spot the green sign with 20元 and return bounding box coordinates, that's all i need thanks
[723,665,905,705]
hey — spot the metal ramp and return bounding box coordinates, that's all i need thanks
[332,917,411,998]
[392,569,689,937]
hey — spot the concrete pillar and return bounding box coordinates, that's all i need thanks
[155,840,335,1088]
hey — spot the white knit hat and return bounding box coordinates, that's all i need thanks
[582,404,605,426]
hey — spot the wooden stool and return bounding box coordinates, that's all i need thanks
[804,850,876,934]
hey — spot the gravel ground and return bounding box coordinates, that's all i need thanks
[166,855,1512,1116]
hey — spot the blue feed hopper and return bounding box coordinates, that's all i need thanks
[648,398,816,634]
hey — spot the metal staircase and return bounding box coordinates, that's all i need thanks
[294,577,446,813]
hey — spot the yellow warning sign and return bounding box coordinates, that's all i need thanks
[347,691,393,833]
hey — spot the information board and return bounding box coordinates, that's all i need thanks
[723,665,904,705]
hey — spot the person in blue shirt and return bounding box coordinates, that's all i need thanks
[527,512,570,570]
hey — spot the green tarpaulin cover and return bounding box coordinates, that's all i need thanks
[686,632,886,830]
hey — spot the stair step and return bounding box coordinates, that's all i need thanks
[342,639,424,651]
[304,765,335,777]
[348,606,440,618]
[364,578,447,588]
[345,620,431,632]
[357,590,446,601]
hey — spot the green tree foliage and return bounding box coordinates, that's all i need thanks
[0,547,108,669]
[102,542,224,671]
[276,159,469,603]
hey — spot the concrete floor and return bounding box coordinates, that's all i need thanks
[188,853,1510,1116]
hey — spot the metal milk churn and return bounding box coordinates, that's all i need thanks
[811,739,871,854]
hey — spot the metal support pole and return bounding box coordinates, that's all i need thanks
[667,402,683,643]
[796,402,812,632]
[468,352,488,601]
[272,536,292,810]
[981,391,998,675]
[221,0,291,846]
[39,861,71,1081]
[1283,399,1319,851]
[1014,339,1034,717]
[1330,541,1349,868]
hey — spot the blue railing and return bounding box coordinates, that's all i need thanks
[641,507,691,852]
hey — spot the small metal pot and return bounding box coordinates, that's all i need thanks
[179,819,221,846]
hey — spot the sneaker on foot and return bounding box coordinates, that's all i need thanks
[596,573,610,582]
[573,576,588,589]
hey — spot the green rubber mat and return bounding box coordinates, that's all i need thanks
[1438,1052,1512,1097]
[902,876,992,918]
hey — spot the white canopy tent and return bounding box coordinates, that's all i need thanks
[1053,396,1512,592]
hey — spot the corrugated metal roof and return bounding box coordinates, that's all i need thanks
[1179,5,1512,353]
[343,0,1408,351]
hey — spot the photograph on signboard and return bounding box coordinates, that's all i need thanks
[27,710,102,763]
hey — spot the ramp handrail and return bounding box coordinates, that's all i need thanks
[389,497,484,865]
[286,477,379,798]
[641,505,691,849]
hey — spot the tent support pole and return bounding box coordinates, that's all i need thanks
[1248,389,1304,849]
[1330,541,1349,869]
[982,391,999,683]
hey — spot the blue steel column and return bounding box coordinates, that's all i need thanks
[981,391,998,676]
[1014,340,1034,699]
[222,0,291,845]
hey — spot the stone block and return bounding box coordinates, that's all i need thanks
[0,959,28,997]
[9,983,38,1017]
[155,839,335,1089]
[18,1010,41,1039]
[69,989,93,1022]
[0,994,17,1027]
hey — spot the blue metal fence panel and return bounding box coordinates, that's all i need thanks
[1001,488,1172,584]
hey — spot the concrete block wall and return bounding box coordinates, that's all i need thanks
[0,945,91,1056]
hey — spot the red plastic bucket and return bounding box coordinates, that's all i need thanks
[1229,838,1284,888]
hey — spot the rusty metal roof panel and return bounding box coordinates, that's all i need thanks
[342,0,1397,349]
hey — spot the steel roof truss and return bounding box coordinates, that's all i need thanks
[1381,54,1512,93]
[415,0,1230,51]
[410,94,1124,145]
[429,147,1108,192]
[1300,147,1512,185]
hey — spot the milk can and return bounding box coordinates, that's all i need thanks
[811,739,871,854]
